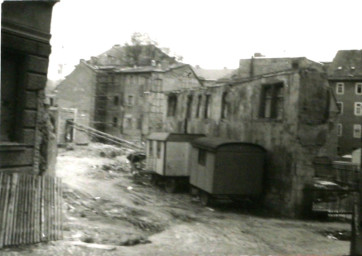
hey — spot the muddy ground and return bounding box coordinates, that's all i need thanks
[1,143,350,255]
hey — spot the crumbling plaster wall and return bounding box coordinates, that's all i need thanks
[164,69,337,217]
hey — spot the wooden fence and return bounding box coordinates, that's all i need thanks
[0,173,63,248]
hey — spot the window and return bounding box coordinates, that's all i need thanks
[1,51,25,142]
[221,91,228,119]
[353,124,361,138]
[125,117,133,129]
[336,102,343,114]
[198,149,206,166]
[259,83,284,119]
[337,123,342,137]
[186,95,193,119]
[127,95,134,106]
[112,117,118,127]
[336,83,344,95]
[355,102,362,116]
[356,83,362,95]
[157,141,161,159]
[167,94,177,116]
[204,94,211,118]
[114,96,119,105]
[149,140,153,156]
[137,118,142,129]
[196,95,202,118]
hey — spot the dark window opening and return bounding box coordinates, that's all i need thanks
[198,149,206,166]
[221,91,228,119]
[149,141,153,156]
[186,95,193,119]
[1,51,25,142]
[114,96,119,105]
[196,95,202,118]
[259,83,284,119]
[167,94,178,116]
[157,141,161,159]
[113,117,118,127]
[204,94,210,119]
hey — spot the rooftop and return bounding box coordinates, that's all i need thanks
[328,50,362,78]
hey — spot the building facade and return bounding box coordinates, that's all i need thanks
[164,57,339,217]
[56,45,203,143]
[328,50,362,155]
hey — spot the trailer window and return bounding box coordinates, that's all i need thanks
[198,149,206,166]
[157,141,162,159]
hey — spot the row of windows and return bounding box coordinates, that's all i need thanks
[336,82,362,95]
[167,83,284,121]
[337,124,362,138]
[336,102,362,115]
[112,117,142,129]
[112,95,135,106]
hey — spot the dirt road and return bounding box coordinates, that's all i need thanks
[1,143,350,255]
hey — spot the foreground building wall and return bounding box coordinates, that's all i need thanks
[164,66,338,217]
[1,0,58,175]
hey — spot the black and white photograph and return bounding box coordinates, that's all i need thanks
[0,0,362,255]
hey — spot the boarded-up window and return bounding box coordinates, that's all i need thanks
[198,149,206,166]
[259,83,284,119]
[167,94,177,116]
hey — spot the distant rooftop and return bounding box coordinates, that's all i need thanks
[328,50,362,78]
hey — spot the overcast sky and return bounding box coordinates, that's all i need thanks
[48,0,362,80]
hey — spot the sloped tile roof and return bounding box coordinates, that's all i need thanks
[328,50,362,78]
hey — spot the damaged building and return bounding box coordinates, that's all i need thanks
[163,57,339,217]
[56,44,202,144]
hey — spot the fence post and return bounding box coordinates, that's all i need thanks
[351,150,362,256]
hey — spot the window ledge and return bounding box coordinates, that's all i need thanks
[0,142,28,151]
[256,118,283,123]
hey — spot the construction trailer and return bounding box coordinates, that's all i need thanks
[189,137,266,205]
[146,132,204,192]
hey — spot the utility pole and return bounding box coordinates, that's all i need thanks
[351,146,362,255]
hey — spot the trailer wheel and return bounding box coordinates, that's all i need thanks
[200,191,212,206]
[165,178,177,193]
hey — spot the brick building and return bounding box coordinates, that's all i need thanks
[1,0,58,175]
[164,57,339,217]
[56,45,202,143]
[327,50,362,155]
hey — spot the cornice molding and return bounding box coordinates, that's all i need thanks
[1,20,51,43]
